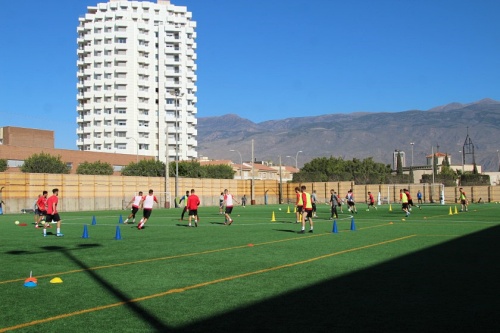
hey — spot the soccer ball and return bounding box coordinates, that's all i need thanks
[15,221,20,225]
[279,208,281,211]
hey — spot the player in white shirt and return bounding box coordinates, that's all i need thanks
[124,191,143,224]
[223,189,239,225]
[138,189,158,230]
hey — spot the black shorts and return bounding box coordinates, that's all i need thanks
[38,210,47,216]
[296,206,303,213]
[219,200,224,208]
[45,213,61,222]
[402,203,409,209]
[143,208,153,219]
[368,202,375,206]
[189,209,198,216]
[408,200,414,206]
[304,210,313,218]
[347,201,355,207]
[131,206,139,215]
[461,199,467,205]
[225,207,233,214]
[312,203,317,211]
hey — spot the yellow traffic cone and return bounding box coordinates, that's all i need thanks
[271,211,276,222]
[287,206,290,214]
[449,206,453,215]
[294,206,297,213]
[389,204,392,212]
[454,206,458,214]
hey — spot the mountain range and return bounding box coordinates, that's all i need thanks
[197,98,500,172]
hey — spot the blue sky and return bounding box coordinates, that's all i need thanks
[1,0,499,149]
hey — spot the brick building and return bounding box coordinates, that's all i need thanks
[0,127,152,174]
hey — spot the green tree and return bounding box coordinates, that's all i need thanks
[0,159,7,172]
[202,164,235,179]
[443,154,450,167]
[20,153,69,174]
[76,161,114,175]
[121,159,165,177]
[293,156,391,184]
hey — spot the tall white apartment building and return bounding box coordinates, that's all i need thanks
[76,0,197,163]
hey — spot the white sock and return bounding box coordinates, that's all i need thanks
[57,228,61,234]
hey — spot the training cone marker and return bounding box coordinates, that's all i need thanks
[24,271,38,287]
[350,217,356,231]
[449,207,453,215]
[82,224,89,239]
[92,215,97,225]
[332,220,338,233]
[115,225,122,240]
[389,204,392,212]
[271,211,276,222]
[119,214,123,224]
[454,206,458,214]
[50,277,63,284]
[294,206,297,213]
[287,206,290,214]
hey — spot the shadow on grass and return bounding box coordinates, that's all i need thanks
[5,225,500,332]
[175,225,500,333]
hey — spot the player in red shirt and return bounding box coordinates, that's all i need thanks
[35,191,48,228]
[186,188,200,227]
[44,188,63,237]
[367,191,377,211]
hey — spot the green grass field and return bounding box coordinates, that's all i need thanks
[1,202,499,332]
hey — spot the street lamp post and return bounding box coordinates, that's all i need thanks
[126,137,138,163]
[169,89,184,206]
[410,142,414,167]
[286,150,302,169]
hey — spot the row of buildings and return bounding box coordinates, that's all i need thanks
[0,126,298,181]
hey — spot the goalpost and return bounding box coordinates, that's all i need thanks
[384,184,445,205]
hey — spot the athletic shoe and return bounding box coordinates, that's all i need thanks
[35,224,39,228]
[298,230,305,234]
[43,234,47,237]
[137,222,144,230]
[228,219,233,225]
[308,230,313,233]
[56,233,64,237]
[51,221,57,224]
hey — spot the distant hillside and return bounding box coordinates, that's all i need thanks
[197,99,500,171]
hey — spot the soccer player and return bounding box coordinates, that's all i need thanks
[223,189,239,225]
[35,191,48,228]
[299,185,314,233]
[417,190,423,205]
[311,190,318,217]
[346,189,357,214]
[329,189,340,219]
[218,192,224,214]
[124,191,143,224]
[179,190,190,221]
[459,188,468,212]
[294,186,303,223]
[400,189,410,217]
[44,188,63,237]
[137,189,158,230]
[404,189,415,211]
[186,188,200,227]
[367,191,377,211]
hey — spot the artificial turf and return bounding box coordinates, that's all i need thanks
[1,202,499,332]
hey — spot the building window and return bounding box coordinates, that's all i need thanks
[139,144,149,150]
[116,38,127,43]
